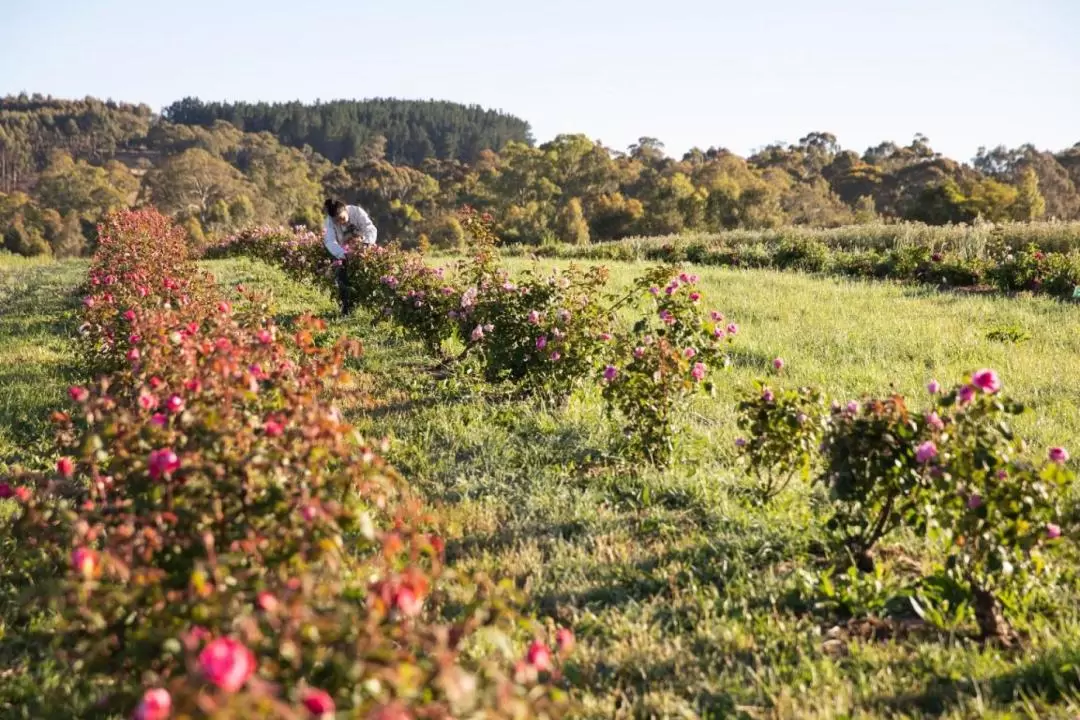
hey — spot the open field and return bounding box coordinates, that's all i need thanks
[4,253,1080,718]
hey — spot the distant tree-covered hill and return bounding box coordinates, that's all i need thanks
[161,97,533,166]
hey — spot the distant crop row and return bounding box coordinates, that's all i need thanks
[516,221,1080,298]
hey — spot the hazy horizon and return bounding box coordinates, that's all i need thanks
[3,0,1078,162]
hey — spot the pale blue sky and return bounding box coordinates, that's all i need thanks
[2,0,1078,161]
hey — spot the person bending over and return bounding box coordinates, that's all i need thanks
[322,198,377,316]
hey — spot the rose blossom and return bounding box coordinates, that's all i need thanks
[927,379,941,394]
[915,441,938,464]
[691,362,707,381]
[72,547,96,579]
[198,637,256,693]
[302,688,335,716]
[526,640,553,672]
[133,689,171,720]
[603,365,618,382]
[971,368,1001,394]
[1049,447,1069,464]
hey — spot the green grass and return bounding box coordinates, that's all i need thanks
[5,255,1080,718]
[0,258,87,473]
[203,257,1080,718]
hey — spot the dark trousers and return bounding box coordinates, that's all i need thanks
[335,264,353,316]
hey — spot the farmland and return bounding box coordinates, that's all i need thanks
[3,230,1080,717]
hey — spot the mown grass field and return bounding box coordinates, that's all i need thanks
[3,253,1080,718]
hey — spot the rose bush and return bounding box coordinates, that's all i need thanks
[4,209,574,719]
[212,210,742,461]
[601,267,736,464]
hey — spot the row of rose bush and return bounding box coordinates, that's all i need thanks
[2,209,574,719]
[522,237,1080,298]
[207,209,741,464]
[734,367,1074,643]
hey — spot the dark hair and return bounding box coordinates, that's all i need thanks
[324,198,346,217]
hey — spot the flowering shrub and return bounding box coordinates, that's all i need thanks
[735,382,828,502]
[818,394,935,572]
[4,210,574,719]
[920,371,1074,642]
[602,267,736,464]
[214,211,745,461]
[989,243,1080,296]
[462,263,617,394]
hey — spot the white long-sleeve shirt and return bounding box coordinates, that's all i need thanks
[323,205,378,259]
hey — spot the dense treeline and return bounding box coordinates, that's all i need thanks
[3,93,1080,259]
[161,97,533,165]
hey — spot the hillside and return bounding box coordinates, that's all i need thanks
[161,96,534,165]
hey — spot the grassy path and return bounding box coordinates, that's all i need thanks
[0,258,87,473]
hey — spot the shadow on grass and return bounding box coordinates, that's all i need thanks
[873,645,1080,716]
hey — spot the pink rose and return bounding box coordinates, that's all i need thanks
[603,365,618,382]
[927,379,941,394]
[470,325,484,342]
[536,336,547,350]
[0,482,13,499]
[958,385,975,405]
[72,547,97,579]
[555,628,575,655]
[967,493,982,510]
[527,310,541,325]
[139,393,158,411]
[264,419,285,437]
[133,688,171,720]
[1047,523,1062,540]
[127,348,141,363]
[198,637,256,693]
[166,395,184,414]
[684,347,697,359]
[526,640,553,672]
[256,592,279,613]
[762,388,775,403]
[68,386,89,403]
[151,413,167,427]
[256,329,273,345]
[689,292,701,303]
[633,346,646,359]
[926,412,944,430]
[726,323,739,336]
[691,362,706,381]
[1049,447,1069,464]
[710,310,724,322]
[971,368,1001,394]
[148,448,180,480]
[773,357,784,370]
[57,457,75,478]
[846,401,859,414]
[915,441,938,464]
[302,688,335,717]
[550,351,561,362]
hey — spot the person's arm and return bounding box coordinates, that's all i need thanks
[351,206,378,246]
[322,217,347,260]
